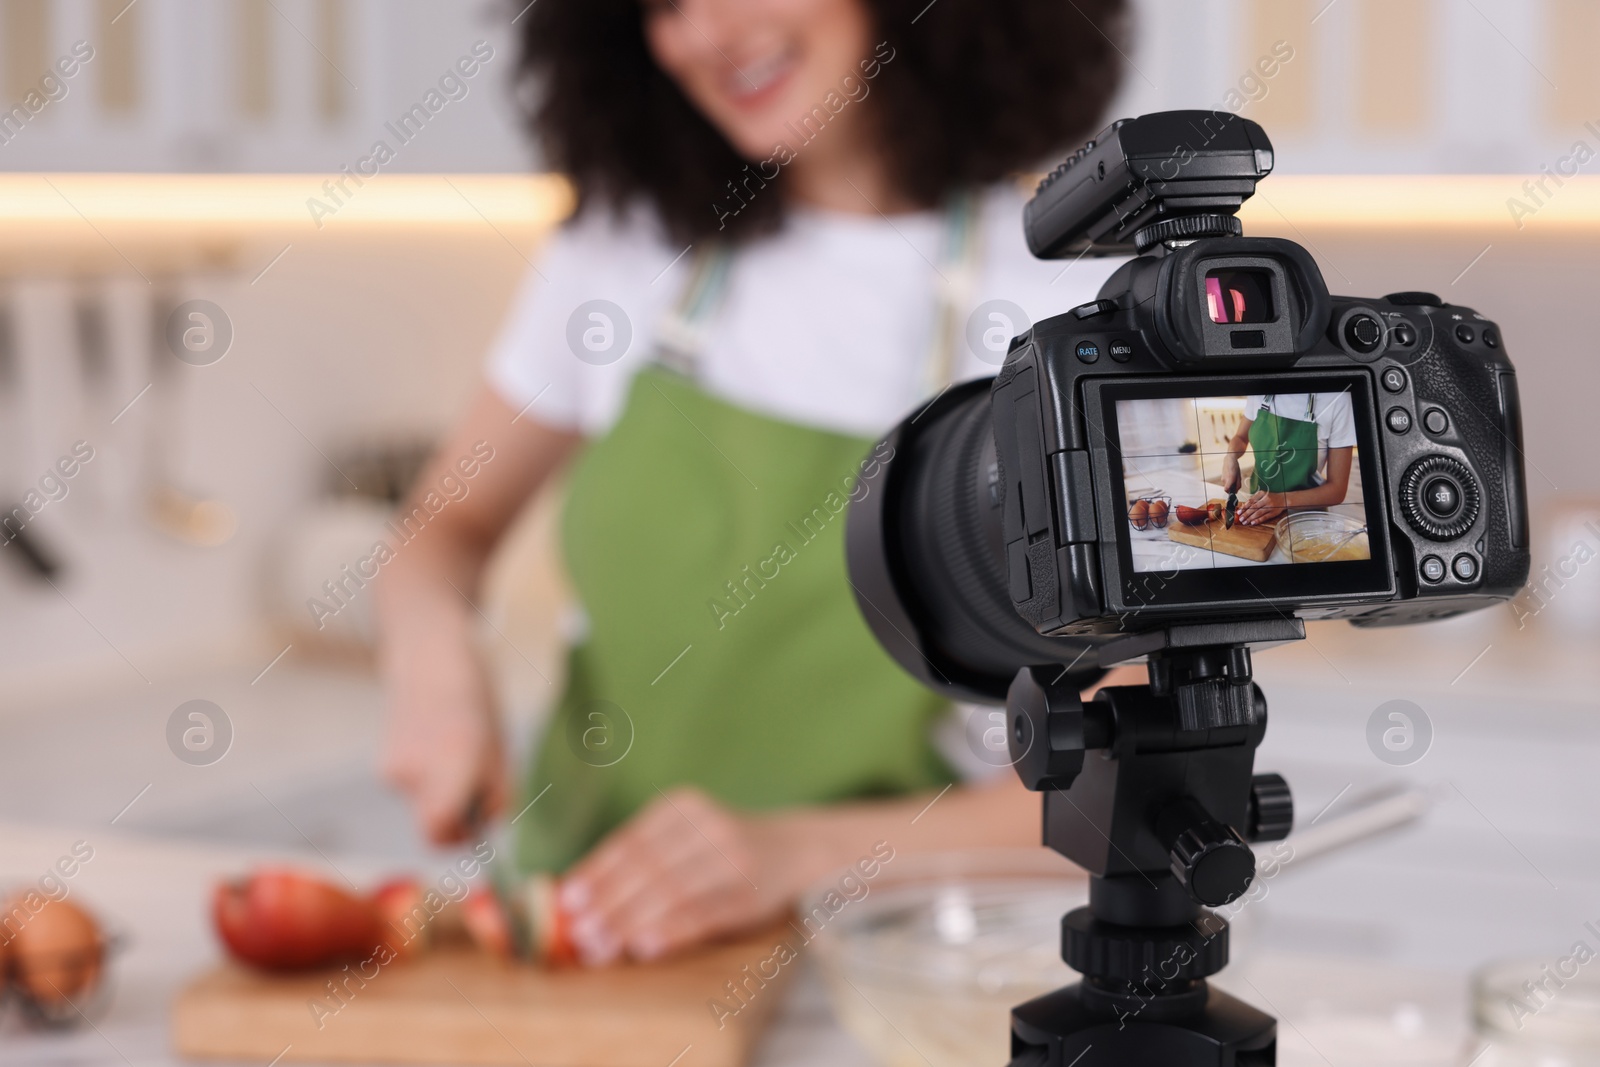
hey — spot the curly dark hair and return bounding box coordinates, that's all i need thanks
[516,0,1129,243]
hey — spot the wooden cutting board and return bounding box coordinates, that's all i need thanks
[1166,516,1278,562]
[173,925,798,1067]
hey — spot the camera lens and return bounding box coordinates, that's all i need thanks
[846,386,1100,701]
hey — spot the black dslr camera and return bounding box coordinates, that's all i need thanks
[846,112,1531,1067]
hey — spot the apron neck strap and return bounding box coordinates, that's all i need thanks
[654,191,985,396]
[922,189,983,398]
[655,246,733,377]
[1263,394,1318,421]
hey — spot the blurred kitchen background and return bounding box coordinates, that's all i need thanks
[3,0,1600,1064]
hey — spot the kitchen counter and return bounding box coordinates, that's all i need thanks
[0,819,882,1067]
[1,651,1596,1066]
[0,817,1470,1067]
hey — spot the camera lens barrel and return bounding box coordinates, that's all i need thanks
[845,382,1101,703]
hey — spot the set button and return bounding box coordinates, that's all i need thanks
[1423,477,1460,519]
[1400,455,1480,541]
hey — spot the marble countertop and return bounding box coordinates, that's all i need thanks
[0,813,1471,1067]
[0,647,1593,1067]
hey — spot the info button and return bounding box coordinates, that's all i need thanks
[1074,340,1101,364]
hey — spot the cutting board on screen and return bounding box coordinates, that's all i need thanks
[173,925,797,1067]
[1166,517,1278,562]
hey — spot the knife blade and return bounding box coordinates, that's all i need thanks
[465,792,532,960]
[1225,490,1238,529]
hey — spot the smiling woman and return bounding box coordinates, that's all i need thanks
[375,0,1135,969]
[517,0,1127,240]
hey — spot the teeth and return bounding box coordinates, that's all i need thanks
[732,51,790,96]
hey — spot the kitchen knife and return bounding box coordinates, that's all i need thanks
[464,793,532,960]
[1225,490,1238,529]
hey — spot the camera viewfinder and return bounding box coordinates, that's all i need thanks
[1206,269,1276,325]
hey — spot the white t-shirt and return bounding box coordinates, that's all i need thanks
[486,186,1125,439]
[1244,392,1358,487]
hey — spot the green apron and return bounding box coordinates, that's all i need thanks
[1247,394,1321,494]
[515,203,980,874]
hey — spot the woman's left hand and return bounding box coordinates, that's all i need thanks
[557,787,801,965]
[1237,490,1287,525]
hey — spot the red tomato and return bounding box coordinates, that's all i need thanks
[213,869,384,971]
[460,888,512,960]
[369,878,431,959]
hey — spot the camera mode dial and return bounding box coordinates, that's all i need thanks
[1400,455,1480,542]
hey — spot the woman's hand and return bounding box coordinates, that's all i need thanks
[1236,489,1287,526]
[379,635,508,845]
[558,787,802,965]
[373,387,581,846]
[1220,454,1243,495]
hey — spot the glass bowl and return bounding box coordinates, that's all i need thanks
[1277,510,1369,563]
[1467,958,1600,1067]
[804,848,1087,1067]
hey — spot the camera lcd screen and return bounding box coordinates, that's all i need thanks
[1096,373,1394,610]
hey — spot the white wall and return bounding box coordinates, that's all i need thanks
[2,0,1598,175]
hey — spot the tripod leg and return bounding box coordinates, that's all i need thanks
[1009,981,1276,1067]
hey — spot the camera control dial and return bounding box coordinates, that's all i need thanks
[1400,455,1480,542]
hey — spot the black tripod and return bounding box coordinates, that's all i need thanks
[1004,620,1302,1067]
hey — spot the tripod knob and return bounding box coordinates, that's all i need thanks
[1160,799,1256,907]
[1006,666,1108,792]
[1247,772,1294,843]
[1062,907,1230,984]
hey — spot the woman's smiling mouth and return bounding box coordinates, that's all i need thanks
[723,48,798,109]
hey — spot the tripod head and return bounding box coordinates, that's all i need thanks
[1004,620,1300,1062]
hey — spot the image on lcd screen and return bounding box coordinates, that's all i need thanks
[1116,391,1371,573]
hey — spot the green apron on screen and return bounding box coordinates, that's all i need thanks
[1247,395,1320,494]
[516,201,981,874]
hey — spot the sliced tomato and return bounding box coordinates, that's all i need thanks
[460,888,513,960]
[213,868,385,971]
